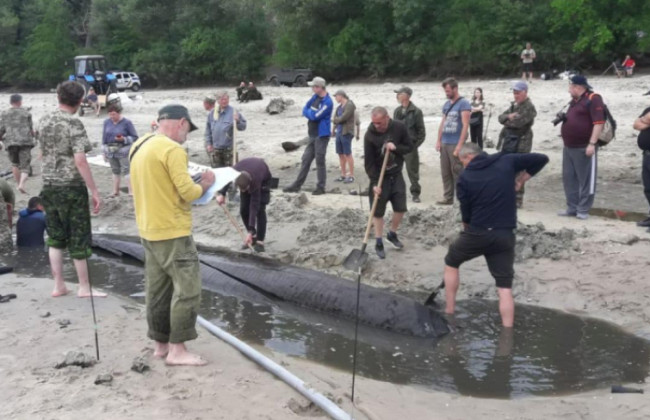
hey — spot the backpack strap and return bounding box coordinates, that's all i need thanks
[129,133,156,163]
[444,96,464,117]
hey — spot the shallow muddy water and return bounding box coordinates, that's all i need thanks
[3,247,649,399]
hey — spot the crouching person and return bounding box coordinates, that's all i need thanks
[217,157,272,253]
[442,143,549,327]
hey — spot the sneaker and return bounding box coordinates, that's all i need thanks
[412,195,421,203]
[283,186,300,193]
[253,243,265,253]
[343,176,355,184]
[557,210,577,217]
[576,213,589,220]
[636,217,650,227]
[436,199,453,206]
[375,242,386,259]
[312,189,325,196]
[386,231,404,249]
[334,176,346,182]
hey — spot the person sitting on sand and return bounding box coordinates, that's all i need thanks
[130,104,215,366]
[16,196,46,247]
[37,81,105,298]
[86,87,100,116]
[102,105,138,197]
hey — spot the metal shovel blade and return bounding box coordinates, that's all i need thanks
[343,249,368,272]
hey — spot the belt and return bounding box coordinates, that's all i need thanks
[467,225,514,233]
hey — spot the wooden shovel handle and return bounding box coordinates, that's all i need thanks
[362,149,391,245]
[221,203,255,252]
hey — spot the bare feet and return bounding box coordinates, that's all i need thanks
[77,289,108,298]
[51,288,71,297]
[18,186,27,194]
[153,341,169,358]
[165,343,207,366]
[166,352,207,366]
[109,192,120,198]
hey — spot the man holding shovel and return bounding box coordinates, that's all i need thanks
[364,107,413,259]
[216,157,273,253]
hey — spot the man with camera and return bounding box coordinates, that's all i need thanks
[634,106,650,231]
[496,81,537,208]
[557,75,605,220]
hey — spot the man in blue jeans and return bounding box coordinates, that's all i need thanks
[283,76,333,195]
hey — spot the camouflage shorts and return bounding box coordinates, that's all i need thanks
[210,148,233,168]
[41,185,92,260]
[7,145,32,172]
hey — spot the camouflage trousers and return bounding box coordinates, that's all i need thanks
[7,145,32,173]
[0,195,13,254]
[41,185,92,260]
[209,148,233,168]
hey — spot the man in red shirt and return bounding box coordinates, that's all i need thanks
[558,75,605,220]
[619,55,636,77]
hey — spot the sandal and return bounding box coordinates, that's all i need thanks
[334,176,346,182]
[343,176,355,184]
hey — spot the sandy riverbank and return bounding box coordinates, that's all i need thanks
[1,75,650,418]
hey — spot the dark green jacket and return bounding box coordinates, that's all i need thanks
[497,97,537,153]
[393,102,425,148]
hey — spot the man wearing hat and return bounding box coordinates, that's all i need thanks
[130,104,215,366]
[559,75,605,220]
[496,81,537,208]
[331,89,357,184]
[393,86,426,203]
[283,76,333,195]
[0,94,35,193]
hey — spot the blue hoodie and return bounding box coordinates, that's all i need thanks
[303,93,333,138]
[16,208,46,247]
[457,152,549,230]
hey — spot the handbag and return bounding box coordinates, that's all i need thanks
[501,129,520,154]
[469,113,482,126]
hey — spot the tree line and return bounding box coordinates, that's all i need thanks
[0,0,648,88]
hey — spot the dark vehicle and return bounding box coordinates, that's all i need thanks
[266,67,313,87]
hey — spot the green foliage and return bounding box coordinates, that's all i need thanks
[0,0,648,88]
[22,0,77,85]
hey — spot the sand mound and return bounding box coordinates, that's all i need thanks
[515,222,583,262]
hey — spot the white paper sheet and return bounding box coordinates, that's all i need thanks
[192,167,240,206]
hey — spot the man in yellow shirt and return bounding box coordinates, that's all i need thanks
[130,104,215,366]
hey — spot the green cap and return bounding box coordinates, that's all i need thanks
[157,104,198,132]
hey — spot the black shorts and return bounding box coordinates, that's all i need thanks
[369,173,407,218]
[444,228,515,288]
[522,62,533,73]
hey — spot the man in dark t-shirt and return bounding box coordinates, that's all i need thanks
[558,75,605,220]
[634,107,650,231]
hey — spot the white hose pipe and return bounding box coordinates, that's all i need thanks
[197,316,353,420]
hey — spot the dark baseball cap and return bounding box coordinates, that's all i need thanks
[394,86,413,96]
[9,94,22,104]
[569,75,592,90]
[157,104,198,132]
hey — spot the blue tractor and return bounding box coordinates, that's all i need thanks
[68,55,119,115]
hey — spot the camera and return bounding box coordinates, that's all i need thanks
[552,111,567,126]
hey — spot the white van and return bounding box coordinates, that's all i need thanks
[113,71,141,92]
